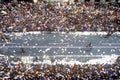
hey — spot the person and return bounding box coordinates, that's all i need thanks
[86,42,92,47]
[104,28,115,38]
[20,48,25,54]
[86,42,92,51]
[0,32,11,42]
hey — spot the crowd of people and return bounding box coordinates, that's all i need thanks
[0,56,119,80]
[0,1,120,80]
[0,1,120,32]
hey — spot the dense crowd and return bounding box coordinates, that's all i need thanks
[0,56,120,80]
[0,1,120,80]
[0,1,120,32]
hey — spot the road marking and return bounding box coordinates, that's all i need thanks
[0,46,120,48]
